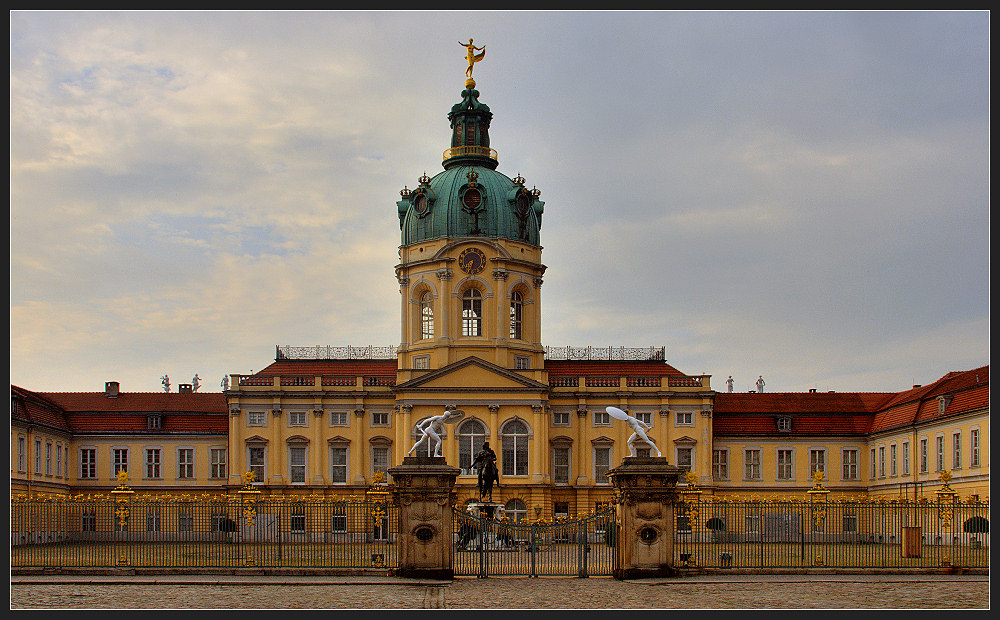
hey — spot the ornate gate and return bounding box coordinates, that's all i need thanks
[453,505,617,577]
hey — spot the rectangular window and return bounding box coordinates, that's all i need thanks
[178,509,194,532]
[413,356,430,370]
[330,411,348,426]
[45,442,52,475]
[776,449,793,480]
[35,439,42,473]
[113,448,128,476]
[843,513,858,533]
[290,508,306,533]
[80,448,97,479]
[810,449,826,477]
[211,448,227,479]
[952,432,961,469]
[371,410,389,426]
[289,411,307,427]
[248,410,266,426]
[552,410,570,426]
[249,447,266,483]
[289,446,307,483]
[970,429,980,467]
[744,449,761,480]
[594,446,612,483]
[878,446,886,478]
[147,415,162,430]
[178,448,194,479]
[890,444,897,477]
[330,446,348,483]
[870,447,877,478]
[55,443,62,478]
[675,411,693,426]
[514,356,529,370]
[676,447,693,472]
[902,442,910,475]
[593,409,610,425]
[81,511,96,532]
[935,436,944,471]
[553,447,570,484]
[17,436,25,472]
[145,448,161,478]
[146,507,161,532]
[372,446,389,476]
[919,438,928,473]
[842,449,858,480]
[777,416,792,431]
[331,504,348,533]
[712,449,728,480]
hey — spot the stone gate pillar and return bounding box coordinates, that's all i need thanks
[388,455,461,579]
[607,456,685,579]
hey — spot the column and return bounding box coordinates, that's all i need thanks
[607,455,685,579]
[388,455,462,579]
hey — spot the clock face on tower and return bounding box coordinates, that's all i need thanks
[458,247,487,275]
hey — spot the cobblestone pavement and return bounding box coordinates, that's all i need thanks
[9,575,989,609]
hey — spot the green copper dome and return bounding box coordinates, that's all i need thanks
[397,87,544,246]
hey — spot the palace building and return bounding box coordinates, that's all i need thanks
[10,69,989,518]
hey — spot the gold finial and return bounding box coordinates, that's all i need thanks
[115,469,130,487]
[241,470,257,487]
[460,38,485,88]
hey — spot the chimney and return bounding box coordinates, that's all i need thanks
[105,381,120,397]
[178,383,193,393]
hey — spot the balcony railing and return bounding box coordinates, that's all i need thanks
[544,346,666,361]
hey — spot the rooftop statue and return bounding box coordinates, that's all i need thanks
[460,38,485,80]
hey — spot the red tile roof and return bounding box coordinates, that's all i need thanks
[11,385,71,432]
[29,390,228,435]
[545,360,687,376]
[714,365,989,437]
[251,359,397,376]
[713,392,885,437]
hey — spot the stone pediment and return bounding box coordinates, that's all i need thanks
[394,356,548,392]
[244,435,268,444]
[673,435,697,445]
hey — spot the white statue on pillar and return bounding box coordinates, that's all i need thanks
[160,374,170,392]
[221,375,229,391]
[756,375,765,393]
[191,374,201,392]
[408,408,466,458]
[726,375,734,393]
[607,406,661,457]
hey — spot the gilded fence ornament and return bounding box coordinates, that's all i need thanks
[935,470,958,529]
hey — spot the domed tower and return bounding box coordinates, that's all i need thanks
[395,61,546,378]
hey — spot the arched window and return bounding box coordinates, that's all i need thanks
[501,419,529,476]
[509,291,523,340]
[505,498,527,524]
[420,291,434,339]
[462,288,482,336]
[457,418,487,475]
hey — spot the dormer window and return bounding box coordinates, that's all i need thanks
[147,414,162,430]
[777,416,792,432]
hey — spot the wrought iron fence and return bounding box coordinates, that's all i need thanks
[674,498,989,569]
[453,506,618,577]
[11,498,397,570]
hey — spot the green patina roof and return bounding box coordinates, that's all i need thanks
[397,87,544,246]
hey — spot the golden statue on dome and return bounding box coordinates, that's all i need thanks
[460,38,485,87]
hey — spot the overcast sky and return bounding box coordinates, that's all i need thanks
[11,11,990,395]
